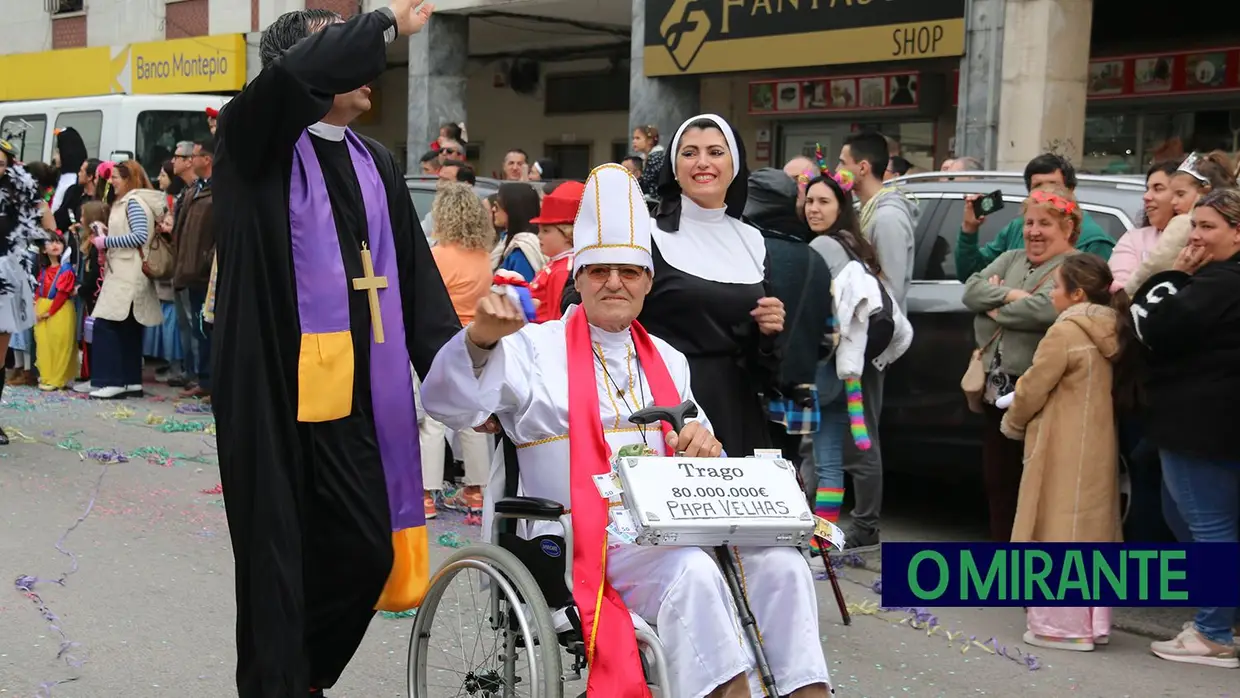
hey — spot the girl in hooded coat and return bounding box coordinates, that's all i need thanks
[1000,253,1127,652]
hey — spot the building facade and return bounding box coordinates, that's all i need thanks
[3,0,1238,178]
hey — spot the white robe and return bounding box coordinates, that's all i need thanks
[420,307,832,698]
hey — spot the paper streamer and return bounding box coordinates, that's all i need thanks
[15,462,112,696]
[843,377,871,450]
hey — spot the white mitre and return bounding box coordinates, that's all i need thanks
[572,163,653,275]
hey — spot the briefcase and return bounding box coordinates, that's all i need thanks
[613,456,814,548]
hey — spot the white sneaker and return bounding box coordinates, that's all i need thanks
[89,385,128,399]
[73,381,94,394]
[124,384,144,396]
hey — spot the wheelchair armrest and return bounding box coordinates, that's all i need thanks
[494,496,566,520]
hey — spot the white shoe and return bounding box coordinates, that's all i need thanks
[89,385,128,399]
[124,384,144,396]
[73,381,94,394]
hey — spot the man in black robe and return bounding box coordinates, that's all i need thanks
[210,3,457,696]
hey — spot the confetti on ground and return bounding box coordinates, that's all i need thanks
[175,402,213,414]
[99,405,136,420]
[437,531,469,549]
[85,449,129,464]
[380,609,418,620]
[200,484,223,495]
[827,570,1042,672]
[15,462,112,696]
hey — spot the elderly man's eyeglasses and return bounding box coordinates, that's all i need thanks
[441,148,461,156]
[584,265,645,282]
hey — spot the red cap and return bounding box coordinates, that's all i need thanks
[205,107,219,118]
[530,181,586,225]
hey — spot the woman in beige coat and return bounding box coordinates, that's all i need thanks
[84,160,164,399]
[1000,254,1127,653]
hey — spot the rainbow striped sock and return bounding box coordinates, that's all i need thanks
[844,377,872,450]
[811,488,845,551]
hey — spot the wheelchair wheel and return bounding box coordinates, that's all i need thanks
[408,544,563,698]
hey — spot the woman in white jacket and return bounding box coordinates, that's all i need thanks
[803,169,911,546]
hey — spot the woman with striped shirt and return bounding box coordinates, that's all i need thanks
[83,160,166,399]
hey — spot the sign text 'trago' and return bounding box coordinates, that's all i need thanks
[644,0,966,76]
[128,35,246,95]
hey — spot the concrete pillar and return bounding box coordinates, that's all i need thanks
[406,13,468,175]
[995,0,1093,171]
[954,0,1005,168]
[629,0,700,154]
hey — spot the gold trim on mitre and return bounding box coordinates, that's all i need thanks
[573,163,652,274]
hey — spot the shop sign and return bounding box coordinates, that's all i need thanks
[0,35,246,101]
[1087,48,1240,100]
[122,35,247,95]
[749,72,921,115]
[644,0,966,77]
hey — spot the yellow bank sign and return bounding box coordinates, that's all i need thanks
[0,35,246,101]
[124,35,246,94]
[644,0,967,76]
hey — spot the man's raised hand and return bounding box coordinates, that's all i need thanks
[389,0,434,36]
[467,291,527,349]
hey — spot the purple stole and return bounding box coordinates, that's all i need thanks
[289,129,427,612]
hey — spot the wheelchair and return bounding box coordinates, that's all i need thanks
[406,432,674,698]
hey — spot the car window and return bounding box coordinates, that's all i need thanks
[1082,208,1128,240]
[919,197,1021,281]
[409,188,435,219]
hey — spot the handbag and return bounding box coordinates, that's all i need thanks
[960,267,1055,413]
[961,329,1001,414]
[141,231,175,280]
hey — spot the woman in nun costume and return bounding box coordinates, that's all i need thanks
[567,114,785,458]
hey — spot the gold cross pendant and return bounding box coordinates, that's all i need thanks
[352,242,389,344]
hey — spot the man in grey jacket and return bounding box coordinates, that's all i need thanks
[834,131,920,548]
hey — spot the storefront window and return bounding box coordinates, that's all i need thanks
[858,120,936,171]
[1083,114,1138,174]
[134,110,211,180]
[1084,109,1240,173]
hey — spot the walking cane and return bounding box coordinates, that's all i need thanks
[824,551,851,626]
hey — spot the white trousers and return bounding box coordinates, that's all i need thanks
[607,545,831,698]
[420,416,492,490]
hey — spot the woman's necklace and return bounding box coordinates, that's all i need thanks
[593,344,649,440]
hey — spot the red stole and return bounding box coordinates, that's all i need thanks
[566,309,678,697]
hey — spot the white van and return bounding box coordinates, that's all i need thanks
[0,94,229,178]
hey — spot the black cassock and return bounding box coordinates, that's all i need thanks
[211,11,459,697]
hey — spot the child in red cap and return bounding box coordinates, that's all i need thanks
[527,180,585,322]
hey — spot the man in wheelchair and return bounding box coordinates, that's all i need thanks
[421,165,832,698]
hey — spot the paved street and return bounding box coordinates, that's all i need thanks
[0,384,1234,698]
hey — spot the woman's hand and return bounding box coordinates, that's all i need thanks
[91,236,106,251]
[751,297,785,335]
[1003,289,1030,303]
[36,312,49,321]
[1173,245,1211,274]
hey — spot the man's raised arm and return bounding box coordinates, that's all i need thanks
[219,0,433,176]
[420,292,532,432]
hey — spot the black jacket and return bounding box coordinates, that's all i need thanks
[743,168,833,401]
[1131,254,1240,460]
